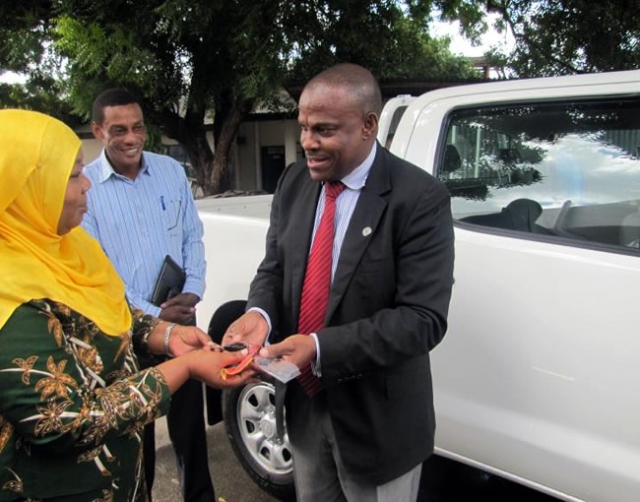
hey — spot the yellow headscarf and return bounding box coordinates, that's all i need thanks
[0,109,131,336]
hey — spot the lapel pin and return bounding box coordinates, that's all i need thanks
[362,227,372,236]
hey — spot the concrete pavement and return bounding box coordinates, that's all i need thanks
[150,418,556,502]
[151,417,281,502]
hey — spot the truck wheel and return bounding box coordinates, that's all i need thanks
[223,381,296,501]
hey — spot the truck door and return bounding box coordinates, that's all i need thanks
[402,74,640,501]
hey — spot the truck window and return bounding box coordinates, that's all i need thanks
[436,98,640,251]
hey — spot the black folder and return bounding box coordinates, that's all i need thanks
[150,255,186,306]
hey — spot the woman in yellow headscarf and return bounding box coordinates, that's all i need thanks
[0,110,252,502]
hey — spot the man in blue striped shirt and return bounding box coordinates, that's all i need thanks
[82,88,213,502]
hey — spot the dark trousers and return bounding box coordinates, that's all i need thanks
[144,377,215,502]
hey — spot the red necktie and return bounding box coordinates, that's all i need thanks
[297,181,346,397]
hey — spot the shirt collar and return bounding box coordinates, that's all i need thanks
[339,142,376,190]
[97,149,150,183]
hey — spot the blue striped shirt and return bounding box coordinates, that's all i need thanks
[311,142,377,278]
[308,143,376,371]
[82,150,206,317]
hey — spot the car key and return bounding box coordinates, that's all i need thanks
[223,342,247,352]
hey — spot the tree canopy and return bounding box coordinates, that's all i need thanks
[483,0,640,77]
[3,1,637,194]
[0,1,80,123]
[2,0,486,195]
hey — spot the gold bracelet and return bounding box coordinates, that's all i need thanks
[163,323,177,357]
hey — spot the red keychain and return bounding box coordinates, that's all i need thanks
[221,343,260,379]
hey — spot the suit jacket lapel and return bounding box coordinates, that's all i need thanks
[326,144,391,323]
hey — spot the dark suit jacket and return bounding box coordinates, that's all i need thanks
[247,142,455,485]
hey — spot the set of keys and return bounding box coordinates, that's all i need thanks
[220,342,300,383]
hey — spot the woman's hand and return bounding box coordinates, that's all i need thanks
[169,324,218,357]
[145,322,221,357]
[158,348,255,394]
[186,349,256,388]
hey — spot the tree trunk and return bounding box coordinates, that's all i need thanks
[202,97,254,196]
[156,95,253,197]
[156,106,213,197]
[184,133,214,192]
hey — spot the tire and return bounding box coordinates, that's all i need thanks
[223,381,296,501]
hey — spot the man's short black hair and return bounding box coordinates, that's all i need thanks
[92,88,140,124]
[304,63,382,116]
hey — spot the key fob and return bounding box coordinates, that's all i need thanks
[223,342,247,352]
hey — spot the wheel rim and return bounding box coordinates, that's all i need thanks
[236,381,293,477]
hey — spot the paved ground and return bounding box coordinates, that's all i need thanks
[151,418,557,502]
[152,418,279,502]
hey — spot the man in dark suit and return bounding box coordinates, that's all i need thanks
[223,63,454,501]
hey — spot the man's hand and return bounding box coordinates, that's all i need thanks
[222,310,269,348]
[259,334,317,370]
[160,293,199,324]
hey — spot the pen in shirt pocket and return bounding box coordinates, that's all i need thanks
[160,195,166,211]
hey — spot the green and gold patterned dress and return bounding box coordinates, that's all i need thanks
[0,299,170,502]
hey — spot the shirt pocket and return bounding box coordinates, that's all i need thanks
[161,197,182,231]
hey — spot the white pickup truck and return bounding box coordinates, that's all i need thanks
[195,70,640,502]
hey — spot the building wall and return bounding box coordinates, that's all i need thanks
[76,124,103,163]
[232,117,301,192]
[235,122,258,190]
[82,138,103,164]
